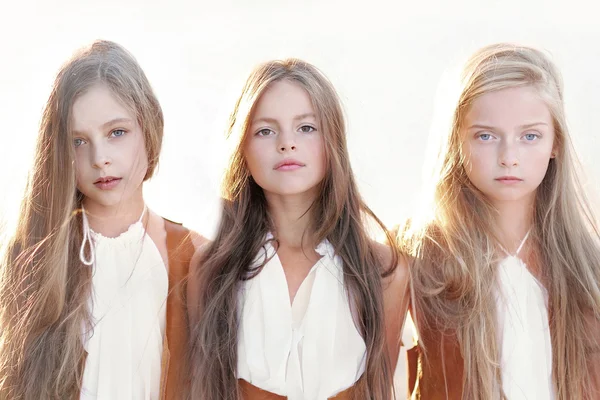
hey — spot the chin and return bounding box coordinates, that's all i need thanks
[487,191,535,204]
[265,184,319,197]
[275,189,311,196]
[82,192,128,208]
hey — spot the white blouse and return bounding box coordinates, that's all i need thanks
[80,207,168,400]
[495,231,555,399]
[404,231,555,400]
[237,234,366,400]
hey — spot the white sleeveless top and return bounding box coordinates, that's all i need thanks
[237,234,367,400]
[80,207,168,400]
[495,231,555,399]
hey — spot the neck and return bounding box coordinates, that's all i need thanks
[265,190,317,251]
[493,195,534,254]
[82,188,146,237]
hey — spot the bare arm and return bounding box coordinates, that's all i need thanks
[377,242,411,377]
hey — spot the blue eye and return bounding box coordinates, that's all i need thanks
[110,129,126,138]
[478,133,492,141]
[73,138,85,147]
[299,125,316,133]
[256,128,275,136]
[524,133,538,141]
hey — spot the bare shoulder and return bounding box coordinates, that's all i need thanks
[371,241,410,293]
[159,214,210,265]
[185,229,210,279]
[188,230,210,251]
[371,241,412,364]
[372,240,411,324]
[188,234,211,277]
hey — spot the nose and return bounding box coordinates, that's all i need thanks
[277,129,296,153]
[498,141,519,168]
[92,143,112,169]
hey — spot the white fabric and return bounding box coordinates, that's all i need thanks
[401,311,418,351]
[394,311,418,398]
[495,231,555,399]
[80,207,168,400]
[237,234,366,400]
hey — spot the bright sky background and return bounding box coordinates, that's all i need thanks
[1,0,599,241]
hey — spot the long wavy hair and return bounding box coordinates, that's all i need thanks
[0,40,164,399]
[402,43,600,399]
[188,58,398,399]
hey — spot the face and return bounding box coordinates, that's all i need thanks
[460,86,556,207]
[244,79,326,198]
[72,84,148,209]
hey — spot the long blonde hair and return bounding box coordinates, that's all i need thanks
[0,40,164,399]
[188,58,398,399]
[403,43,600,399]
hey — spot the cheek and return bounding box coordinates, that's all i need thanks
[461,145,493,187]
[463,142,494,170]
[73,150,88,183]
[461,142,478,174]
[243,142,263,178]
[308,136,326,171]
[527,149,553,178]
[317,148,327,179]
[130,149,149,180]
[466,152,487,172]
[127,134,149,177]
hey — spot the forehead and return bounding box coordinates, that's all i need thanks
[71,84,136,130]
[463,86,553,128]
[252,80,315,120]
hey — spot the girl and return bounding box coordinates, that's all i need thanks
[403,43,600,399]
[0,40,203,399]
[187,59,410,399]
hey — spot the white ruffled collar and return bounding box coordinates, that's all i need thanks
[79,205,147,266]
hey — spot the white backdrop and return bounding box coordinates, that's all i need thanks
[1,1,599,239]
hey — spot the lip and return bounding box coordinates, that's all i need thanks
[495,176,523,184]
[93,176,122,190]
[274,159,305,171]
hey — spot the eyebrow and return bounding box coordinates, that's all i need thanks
[293,113,317,121]
[252,113,317,125]
[466,122,549,130]
[252,117,279,126]
[102,117,134,129]
[519,122,549,129]
[72,117,134,136]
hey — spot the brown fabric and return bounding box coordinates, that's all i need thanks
[238,379,355,400]
[239,380,286,400]
[159,219,195,400]
[411,313,600,399]
[407,347,419,396]
[411,328,464,400]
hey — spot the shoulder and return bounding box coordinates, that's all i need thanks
[188,235,211,277]
[189,230,210,252]
[372,239,411,324]
[371,241,412,362]
[161,217,209,251]
[371,240,410,293]
[160,216,210,284]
